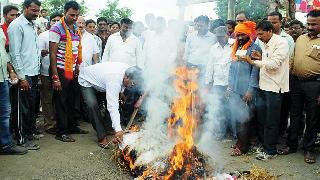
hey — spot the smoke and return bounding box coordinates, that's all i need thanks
[123,15,181,165]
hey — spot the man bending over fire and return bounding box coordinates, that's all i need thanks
[78,62,143,147]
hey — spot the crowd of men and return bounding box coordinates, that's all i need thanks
[0,0,319,166]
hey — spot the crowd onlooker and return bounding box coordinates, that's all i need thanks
[0,0,319,166]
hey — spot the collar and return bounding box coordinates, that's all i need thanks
[63,17,78,32]
[20,14,34,25]
[197,31,211,37]
[265,34,276,48]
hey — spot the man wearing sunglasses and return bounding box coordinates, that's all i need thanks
[78,62,142,146]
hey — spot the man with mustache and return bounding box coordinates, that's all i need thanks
[289,20,305,42]
[8,0,42,150]
[227,21,261,156]
[278,10,320,164]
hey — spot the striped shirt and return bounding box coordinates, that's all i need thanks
[49,19,81,70]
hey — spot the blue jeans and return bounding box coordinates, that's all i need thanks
[0,81,12,146]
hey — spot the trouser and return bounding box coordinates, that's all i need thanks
[53,69,78,136]
[120,86,141,125]
[11,75,39,145]
[0,81,12,146]
[257,90,282,155]
[81,86,112,140]
[229,91,255,153]
[279,92,290,135]
[40,75,54,128]
[287,76,320,151]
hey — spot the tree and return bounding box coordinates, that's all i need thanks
[216,0,268,21]
[41,0,88,15]
[97,0,133,22]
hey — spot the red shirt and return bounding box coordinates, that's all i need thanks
[1,23,9,48]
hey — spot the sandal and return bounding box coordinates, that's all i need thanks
[231,146,242,156]
[55,134,75,142]
[304,151,316,164]
[277,146,296,155]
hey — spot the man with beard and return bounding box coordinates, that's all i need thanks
[8,0,42,150]
[278,10,320,164]
[244,20,289,161]
[227,21,261,156]
[49,1,88,142]
[289,20,304,42]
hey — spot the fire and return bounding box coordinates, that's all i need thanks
[165,67,200,179]
[122,146,136,170]
[119,66,205,179]
[130,124,139,132]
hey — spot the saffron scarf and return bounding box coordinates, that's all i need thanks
[231,21,256,61]
[60,17,82,80]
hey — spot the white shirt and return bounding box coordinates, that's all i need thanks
[254,34,289,93]
[205,42,232,86]
[78,62,131,132]
[102,32,143,68]
[79,31,99,69]
[35,17,48,33]
[183,31,217,66]
[38,30,50,76]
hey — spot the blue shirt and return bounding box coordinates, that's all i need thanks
[8,14,40,79]
[228,42,261,96]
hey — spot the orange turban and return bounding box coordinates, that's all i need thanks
[232,21,256,61]
[234,21,256,36]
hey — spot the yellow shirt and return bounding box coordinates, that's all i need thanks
[291,34,320,78]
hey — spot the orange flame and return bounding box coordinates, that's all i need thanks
[122,146,135,170]
[165,67,199,179]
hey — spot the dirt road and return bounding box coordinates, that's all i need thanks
[0,122,319,180]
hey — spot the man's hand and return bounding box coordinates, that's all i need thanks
[251,50,262,60]
[119,92,126,105]
[134,96,144,109]
[41,49,49,57]
[241,55,255,65]
[113,131,124,144]
[317,96,320,105]
[52,80,62,91]
[9,71,18,85]
[243,91,253,103]
[19,80,30,91]
[75,64,80,77]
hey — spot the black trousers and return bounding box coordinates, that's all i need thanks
[287,76,320,151]
[11,75,39,144]
[257,90,282,155]
[81,86,112,140]
[53,69,79,136]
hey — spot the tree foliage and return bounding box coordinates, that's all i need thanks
[97,0,133,22]
[41,0,88,15]
[215,0,269,21]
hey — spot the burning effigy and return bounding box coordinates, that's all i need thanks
[113,66,225,180]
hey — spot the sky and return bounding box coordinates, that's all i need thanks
[9,0,217,22]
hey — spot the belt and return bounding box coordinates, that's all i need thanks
[291,75,320,82]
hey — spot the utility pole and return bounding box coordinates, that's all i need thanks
[228,0,235,20]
